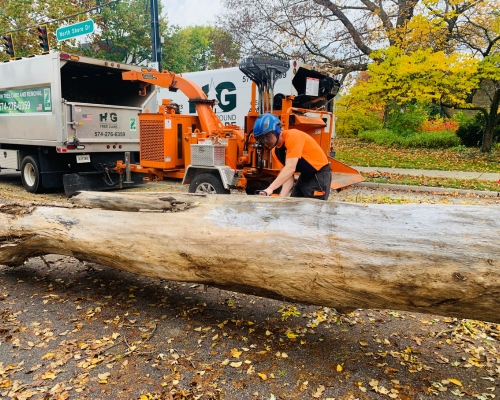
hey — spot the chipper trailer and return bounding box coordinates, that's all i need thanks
[113,55,363,196]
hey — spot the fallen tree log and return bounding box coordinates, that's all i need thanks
[1,192,499,323]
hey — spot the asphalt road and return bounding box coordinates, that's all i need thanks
[1,172,499,399]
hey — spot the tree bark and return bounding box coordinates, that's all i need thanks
[481,83,500,153]
[1,192,500,323]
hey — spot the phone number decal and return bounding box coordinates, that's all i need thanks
[94,132,126,137]
[0,101,31,111]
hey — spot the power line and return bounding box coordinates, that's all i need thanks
[1,0,120,36]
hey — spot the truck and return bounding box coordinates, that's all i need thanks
[0,52,156,193]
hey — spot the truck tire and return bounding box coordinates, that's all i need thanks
[21,155,44,193]
[188,173,230,194]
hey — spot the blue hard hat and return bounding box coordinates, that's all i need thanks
[253,113,281,139]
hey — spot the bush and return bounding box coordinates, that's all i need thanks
[335,106,383,137]
[422,119,458,132]
[456,112,500,147]
[359,129,461,148]
[385,103,428,136]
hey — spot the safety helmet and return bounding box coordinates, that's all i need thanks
[253,113,281,140]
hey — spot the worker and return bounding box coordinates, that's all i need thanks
[254,113,331,200]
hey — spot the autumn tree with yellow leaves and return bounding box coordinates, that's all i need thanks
[222,0,499,151]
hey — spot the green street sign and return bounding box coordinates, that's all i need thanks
[56,19,95,42]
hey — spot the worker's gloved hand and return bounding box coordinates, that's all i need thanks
[259,188,273,196]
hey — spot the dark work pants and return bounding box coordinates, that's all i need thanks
[291,164,331,200]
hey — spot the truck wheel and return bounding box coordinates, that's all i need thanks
[189,173,230,194]
[21,155,44,193]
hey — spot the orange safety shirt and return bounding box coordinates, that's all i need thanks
[272,129,328,174]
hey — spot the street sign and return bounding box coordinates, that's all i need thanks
[147,61,159,71]
[56,19,95,42]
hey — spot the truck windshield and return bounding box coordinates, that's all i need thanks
[60,62,152,107]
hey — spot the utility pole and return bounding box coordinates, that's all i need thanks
[150,0,161,70]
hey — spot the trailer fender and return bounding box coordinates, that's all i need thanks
[183,166,237,190]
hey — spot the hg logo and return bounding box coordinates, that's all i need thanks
[100,112,118,122]
[189,81,236,113]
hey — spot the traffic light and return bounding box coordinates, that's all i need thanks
[2,33,15,59]
[37,25,49,53]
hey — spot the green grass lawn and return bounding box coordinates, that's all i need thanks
[334,137,500,191]
[361,173,500,192]
[335,137,500,173]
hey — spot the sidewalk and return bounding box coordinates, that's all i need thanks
[352,166,500,182]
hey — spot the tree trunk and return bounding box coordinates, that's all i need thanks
[481,82,500,152]
[1,192,500,323]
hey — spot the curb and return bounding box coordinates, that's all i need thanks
[354,182,500,198]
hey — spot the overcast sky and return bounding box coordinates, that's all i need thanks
[162,0,224,27]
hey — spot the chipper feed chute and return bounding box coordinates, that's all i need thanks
[328,157,365,190]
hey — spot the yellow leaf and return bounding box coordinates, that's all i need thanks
[230,361,242,368]
[316,313,326,323]
[41,352,55,360]
[0,380,11,388]
[265,330,272,336]
[41,371,56,380]
[231,348,242,358]
[337,364,343,372]
[286,331,297,339]
[448,378,462,387]
[258,373,267,381]
[359,341,368,346]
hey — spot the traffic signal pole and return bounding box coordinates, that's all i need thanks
[150,0,161,70]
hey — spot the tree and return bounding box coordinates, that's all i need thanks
[334,72,384,136]
[1,191,500,323]
[0,0,167,65]
[162,25,240,73]
[221,0,424,79]
[221,0,499,150]
[81,0,164,64]
[0,0,90,60]
[365,47,480,108]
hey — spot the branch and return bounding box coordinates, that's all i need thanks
[312,0,373,56]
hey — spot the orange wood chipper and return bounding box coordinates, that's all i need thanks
[116,55,363,194]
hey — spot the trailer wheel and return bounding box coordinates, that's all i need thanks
[189,173,229,194]
[21,155,44,193]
